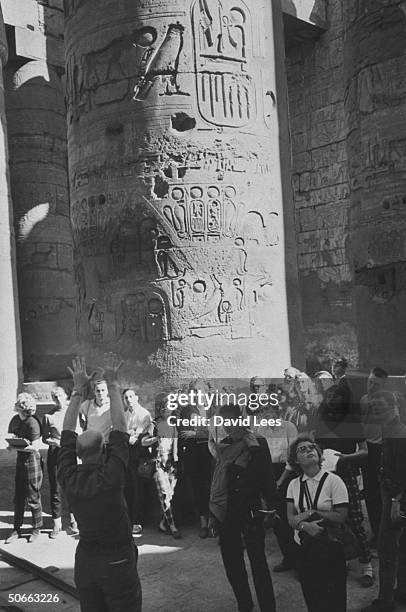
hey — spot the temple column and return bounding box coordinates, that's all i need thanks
[0,5,23,436]
[5,60,77,380]
[64,0,299,387]
[344,1,406,370]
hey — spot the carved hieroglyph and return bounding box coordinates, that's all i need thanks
[65,0,292,383]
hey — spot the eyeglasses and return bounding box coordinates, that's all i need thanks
[296,443,317,455]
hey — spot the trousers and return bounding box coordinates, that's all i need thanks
[296,538,347,612]
[361,442,382,539]
[47,446,63,519]
[14,451,43,530]
[377,485,405,604]
[75,540,142,612]
[218,514,275,612]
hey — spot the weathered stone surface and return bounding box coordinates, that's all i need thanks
[5,59,77,380]
[0,5,23,441]
[286,0,355,370]
[64,0,298,386]
[1,0,64,67]
[344,0,406,371]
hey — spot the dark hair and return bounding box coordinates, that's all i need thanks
[94,379,107,387]
[371,367,388,379]
[288,433,323,473]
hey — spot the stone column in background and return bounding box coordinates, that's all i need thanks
[0,5,23,434]
[5,60,77,380]
[64,0,296,388]
[344,1,406,371]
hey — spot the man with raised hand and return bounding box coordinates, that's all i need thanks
[58,355,142,612]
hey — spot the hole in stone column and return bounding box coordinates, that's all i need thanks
[154,175,169,198]
[171,112,196,132]
[134,26,158,48]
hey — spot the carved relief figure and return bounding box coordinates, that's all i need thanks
[192,0,255,127]
[172,278,187,309]
[234,237,248,274]
[120,290,169,342]
[88,301,104,344]
[72,194,110,256]
[153,233,180,278]
[109,211,157,272]
[133,23,189,101]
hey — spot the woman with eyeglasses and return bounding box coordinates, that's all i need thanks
[286,434,349,612]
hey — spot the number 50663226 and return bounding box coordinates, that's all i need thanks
[8,593,60,603]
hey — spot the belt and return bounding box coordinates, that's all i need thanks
[78,539,132,553]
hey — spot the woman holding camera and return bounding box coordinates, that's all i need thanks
[286,434,349,612]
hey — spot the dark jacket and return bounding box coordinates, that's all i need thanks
[225,435,276,521]
[381,418,406,499]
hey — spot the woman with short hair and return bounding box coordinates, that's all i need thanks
[5,393,43,544]
[286,434,349,611]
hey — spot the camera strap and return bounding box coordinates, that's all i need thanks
[299,472,329,512]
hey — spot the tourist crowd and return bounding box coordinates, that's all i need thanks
[3,355,406,612]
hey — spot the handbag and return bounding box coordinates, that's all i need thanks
[137,458,155,479]
[298,473,360,560]
[325,522,360,560]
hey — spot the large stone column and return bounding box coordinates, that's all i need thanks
[64,0,295,386]
[5,60,77,380]
[344,1,406,371]
[0,6,22,434]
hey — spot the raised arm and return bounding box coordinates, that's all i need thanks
[103,353,127,432]
[64,357,92,431]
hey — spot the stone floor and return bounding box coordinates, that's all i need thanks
[0,450,396,612]
[0,517,387,611]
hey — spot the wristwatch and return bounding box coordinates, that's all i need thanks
[391,498,400,503]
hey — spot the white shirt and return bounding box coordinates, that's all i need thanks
[125,404,152,435]
[79,399,112,442]
[286,469,349,544]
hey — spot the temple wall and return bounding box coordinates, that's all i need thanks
[343,0,406,372]
[286,0,355,371]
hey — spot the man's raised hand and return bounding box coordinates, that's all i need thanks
[67,356,92,393]
[103,352,123,384]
